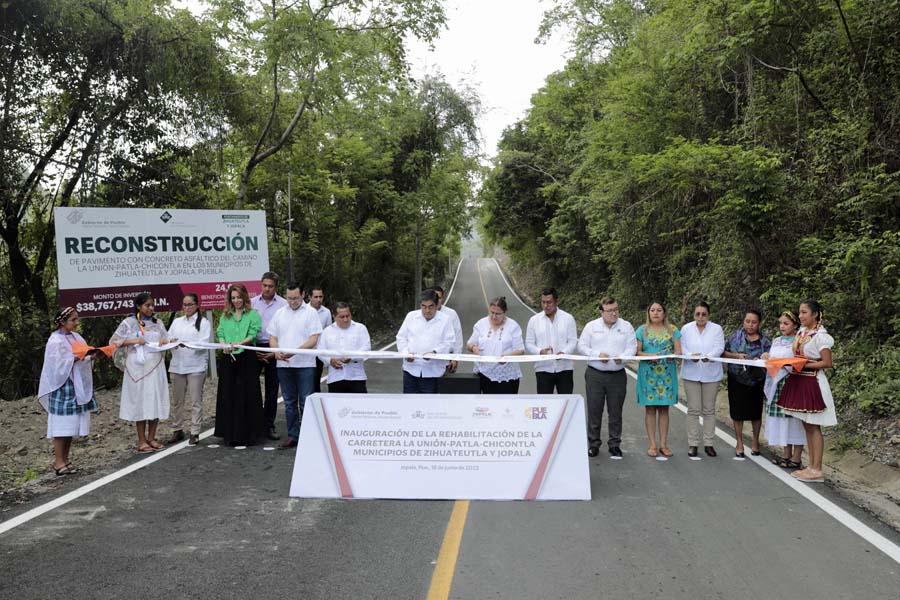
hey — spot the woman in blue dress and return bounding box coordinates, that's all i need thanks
[636,302,682,457]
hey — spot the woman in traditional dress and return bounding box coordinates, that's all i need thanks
[761,311,806,469]
[635,302,682,457]
[723,310,771,458]
[111,293,171,453]
[214,283,264,445]
[167,293,211,446]
[38,308,98,475]
[777,300,835,483]
[466,297,525,394]
[680,301,725,458]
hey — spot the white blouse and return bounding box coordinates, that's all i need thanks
[679,321,725,383]
[467,317,525,382]
[168,314,212,374]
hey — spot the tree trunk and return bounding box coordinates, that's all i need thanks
[414,214,423,304]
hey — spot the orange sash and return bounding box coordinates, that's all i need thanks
[764,357,808,378]
[70,341,116,360]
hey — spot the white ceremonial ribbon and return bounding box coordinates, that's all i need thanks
[139,341,768,369]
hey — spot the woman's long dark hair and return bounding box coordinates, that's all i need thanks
[133,292,157,323]
[184,292,203,331]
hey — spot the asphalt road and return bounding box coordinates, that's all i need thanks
[2,256,899,599]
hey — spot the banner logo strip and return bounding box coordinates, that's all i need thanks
[524,398,570,500]
[320,401,354,498]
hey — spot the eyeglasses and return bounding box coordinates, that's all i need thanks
[489,311,505,317]
[602,307,619,314]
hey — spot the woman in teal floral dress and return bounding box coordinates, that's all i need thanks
[636,302,682,457]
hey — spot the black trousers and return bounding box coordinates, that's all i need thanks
[535,370,574,394]
[327,379,368,394]
[314,358,325,393]
[258,355,279,430]
[478,374,520,394]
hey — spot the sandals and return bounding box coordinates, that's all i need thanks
[659,447,673,457]
[137,444,155,454]
[774,457,802,469]
[147,439,165,450]
[647,447,659,457]
[54,465,77,476]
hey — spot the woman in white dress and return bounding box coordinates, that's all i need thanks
[466,297,525,394]
[167,293,211,446]
[761,311,806,469]
[110,293,171,453]
[777,300,835,483]
[37,307,98,475]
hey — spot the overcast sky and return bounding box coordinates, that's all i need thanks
[406,1,570,157]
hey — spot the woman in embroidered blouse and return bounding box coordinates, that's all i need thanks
[110,293,171,454]
[214,283,264,445]
[777,300,835,483]
[38,308,98,475]
[636,302,682,458]
[723,310,771,458]
[167,293,211,446]
[760,311,806,469]
[467,297,525,394]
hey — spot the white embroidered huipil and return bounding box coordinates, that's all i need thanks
[577,317,637,371]
[317,321,371,383]
[267,304,323,368]
[168,314,212,374]
[396,310,456,377]
[468,317,525,382]
[525,308,578,373]
[679,321,725,383]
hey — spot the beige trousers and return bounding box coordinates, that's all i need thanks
[171,372,207,435]
[684,380,719,446]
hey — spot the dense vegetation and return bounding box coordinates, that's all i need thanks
[481,0,900,418]
[0,0,479,399]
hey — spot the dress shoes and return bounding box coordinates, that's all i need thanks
[608,447,623,459]
[279,438,298,449]
[704,446,717,457]
[587,446,600,458]
[266,428,280,441]
[167,430,186,444]
[188,434,200,446]
[687,446,698,458]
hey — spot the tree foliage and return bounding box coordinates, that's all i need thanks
[0,0,478,399]
[483,0,900,415]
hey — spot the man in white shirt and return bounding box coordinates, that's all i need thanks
[317,302,371,394]
[525,287,578,394]
[396,289,456,394]
[268,283,323,448]
[307,285,333,393]
[432,285,463,374]
[250,271,287,440]
[578,296,637,459]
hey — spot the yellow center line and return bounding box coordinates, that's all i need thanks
[426,259,493,599]
[426,499,470,600]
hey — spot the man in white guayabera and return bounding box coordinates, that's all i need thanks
[316,302,371,394]
[525,287,578,395]
[396,289,456,394]
[268,283,322,449]
[578,296,637,460]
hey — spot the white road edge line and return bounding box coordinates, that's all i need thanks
[0,262,470,535]
[483,256,900,566]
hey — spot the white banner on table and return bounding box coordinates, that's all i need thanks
[290,394,590,501]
